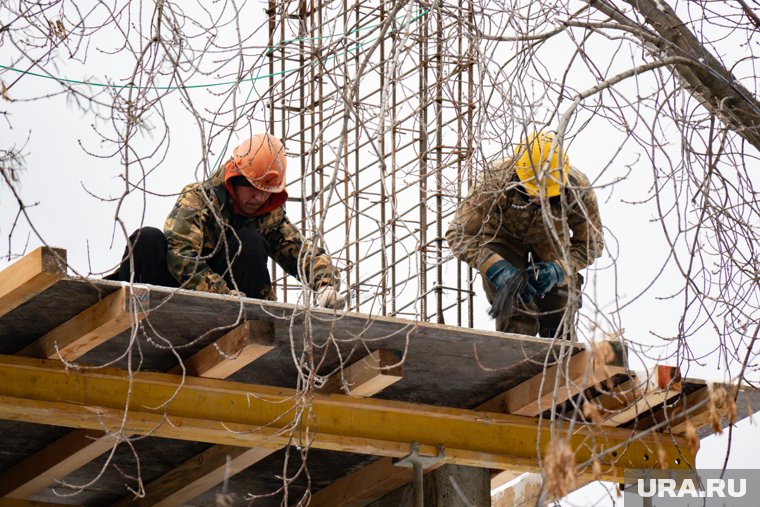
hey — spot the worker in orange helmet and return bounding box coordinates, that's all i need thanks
[108,133,345,309]
[446,132,604,337]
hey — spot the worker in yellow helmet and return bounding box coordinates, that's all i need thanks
[107,133,346,309]
[445,132,604,337]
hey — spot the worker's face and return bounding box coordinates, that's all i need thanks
[233,182,272,215]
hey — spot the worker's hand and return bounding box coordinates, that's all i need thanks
[316,285,347,310]
[519,281,539,304]
[228,289,247,298]
[528,261,564,296]
[485,259,518,291]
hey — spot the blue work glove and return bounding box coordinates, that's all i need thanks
[519,280,540,304]
[528,261,565,296]
[484,259,518,291]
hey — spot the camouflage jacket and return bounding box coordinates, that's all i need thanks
[164,166,340,299]
[445,157,604,281]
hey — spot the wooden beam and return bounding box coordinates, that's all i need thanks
[110,445,276,507]
[17,286,149,361]
[308,458,415,507]
[319,349,403,397]
[0,354,694,478]
[0,430,114,498]
[631,386,710,434]
[0,498,83,507]
[120,349,403,506]
[491,472,543,507]
[592,366,682,427]
[169,320,275,377]
[478,345,626,417]
[0,247,66,318]
[0,321,269,499]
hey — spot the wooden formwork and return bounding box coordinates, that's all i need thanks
[0,247,751,506]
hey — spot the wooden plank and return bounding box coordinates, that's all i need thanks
[169,320,275,377]
[0,247,66,318]
[0,355,691,478]
[491,472,543,507]
[1,321,268,499]
[319,349,403,397]
[308,457,416,507]
[110,445,276,507]
[0,498,83,507]
[667,383,735,435]
[631,386,710,434]
[477,344,626,417]
[120,349,403,506]
[17,286,149,361]
[593,365,682,427]
[0,430,113,498]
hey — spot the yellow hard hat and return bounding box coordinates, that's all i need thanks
[513,131,569,197]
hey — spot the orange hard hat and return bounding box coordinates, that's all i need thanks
[232,134,287,193]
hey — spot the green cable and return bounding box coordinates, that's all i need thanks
[0,8,429,92]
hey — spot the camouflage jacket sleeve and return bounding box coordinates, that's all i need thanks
[164,183,232,294]
[258,207,341,289]
[563,169,605,272]
[445,160,512,271]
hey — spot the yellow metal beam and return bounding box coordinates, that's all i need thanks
[113,349,403,506]
[0,320,266,499]
[0,354,693,478]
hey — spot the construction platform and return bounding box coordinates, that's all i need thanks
[0,247,755,506]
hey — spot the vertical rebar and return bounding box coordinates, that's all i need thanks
[340,0,350,311]
[390,4,398,317]
[466,0,475,328]
[418,9,429,320]
[413,460,424,507]
[268,0,279,301]
[434,0,444,324]
[379,0,388,316]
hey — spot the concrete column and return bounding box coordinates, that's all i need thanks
[366,464,491,507]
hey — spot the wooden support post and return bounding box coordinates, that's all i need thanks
[0,247,66,318]
[17,286,149,361]
[118,349,404,506]
[0,320,272,499]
